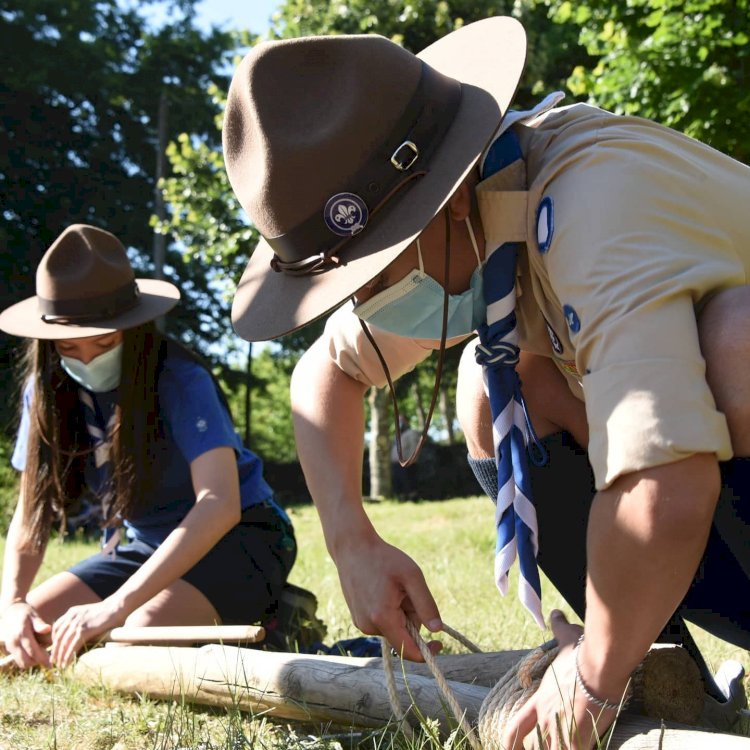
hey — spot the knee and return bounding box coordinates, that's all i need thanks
[123,604,159,628]
[699,286,750,454]
[456,339,493,458]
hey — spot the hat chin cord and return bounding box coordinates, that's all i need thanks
[356,207,451,468]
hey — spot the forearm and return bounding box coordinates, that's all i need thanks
[292,338,442,657]
[0,495,45,611]
[581,453,720,698]
[108,490,238,618]
[291,339,377,557]
[107,447,241,619]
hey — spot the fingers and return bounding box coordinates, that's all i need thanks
[502,696,539,750]
[402,568,442,636]
[50,616,83,668]
[390,571,442,662]
[27,616,52,667]
[31,615,52,642]
[345,544,442,662]
[549,609,582,648]
[5,611,52,669]
[9,633,49,669]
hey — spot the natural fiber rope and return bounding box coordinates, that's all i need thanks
[477,641,559,750]
[382,622,560,750]
[382,621,483,750]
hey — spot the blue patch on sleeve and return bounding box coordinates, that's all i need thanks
[562,304,581,334]
[536,196,554,254]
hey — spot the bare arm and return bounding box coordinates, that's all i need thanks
[0,476,53,667]
[107,446,241,614]
[291,336,441,660]
[1,477,45,609]
[505,453,719,748]
[50,446,241,666]
[581,452,719,697]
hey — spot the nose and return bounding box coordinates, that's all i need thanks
[352,285,373,305]
[67,343,98,364]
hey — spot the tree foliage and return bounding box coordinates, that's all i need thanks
[269,0,590,106]
[0,0,237,430]
[550,0,749,161]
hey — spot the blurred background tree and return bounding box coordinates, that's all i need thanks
[550,0,748,161]
[0,0,236,427]
[1,0,747,510]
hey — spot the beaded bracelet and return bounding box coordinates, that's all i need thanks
[573,635,632,712]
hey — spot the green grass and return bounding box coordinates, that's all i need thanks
[0,496,748,749]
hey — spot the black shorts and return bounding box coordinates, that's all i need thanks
[532,432,750,650]
[68,501,297,624]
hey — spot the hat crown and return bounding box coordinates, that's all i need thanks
[223,34,425,239]
[36,224,134,303]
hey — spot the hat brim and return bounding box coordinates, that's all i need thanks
[0,279,180,340]
[231,16,527,342]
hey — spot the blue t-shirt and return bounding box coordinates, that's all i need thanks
[13,352,282,548]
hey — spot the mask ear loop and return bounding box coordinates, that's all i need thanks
[416,238,425,272]
[465,215,483,266]
[356,208,451,467]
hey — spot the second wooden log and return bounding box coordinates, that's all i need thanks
[73,643,750,748]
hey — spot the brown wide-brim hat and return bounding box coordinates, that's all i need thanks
[225,16,527,341]
[0,224,180,340]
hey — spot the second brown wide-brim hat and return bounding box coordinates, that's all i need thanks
[0,224,180,340]
[225,16,527,342]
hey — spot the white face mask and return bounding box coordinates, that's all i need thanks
[353,216,485,339]
[60,342,123,392]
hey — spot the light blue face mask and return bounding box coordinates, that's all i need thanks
[60,342,123,393]
[353,216,485,339]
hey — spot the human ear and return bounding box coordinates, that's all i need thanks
[447,180,472,222]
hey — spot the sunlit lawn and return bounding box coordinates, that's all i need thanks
[0,496,747,749]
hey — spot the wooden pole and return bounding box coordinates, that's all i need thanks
[0,624,265,672]
[105,624,264,646]
[73,645,750,748]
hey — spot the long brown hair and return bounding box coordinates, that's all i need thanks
[17,322,170,551]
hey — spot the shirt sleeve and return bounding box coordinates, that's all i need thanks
[538,146,734,489]
[324,302,469,387]
[11,380,33,472]
[158,360,242,466]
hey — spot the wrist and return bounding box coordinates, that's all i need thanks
[1,596,28,613]
[324,508,378,562]
[575,634,634,710]
[101,591,134,625]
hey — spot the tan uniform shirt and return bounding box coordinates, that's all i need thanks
[324,99,749,489]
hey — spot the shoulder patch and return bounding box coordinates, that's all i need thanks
[545,321,564,355]
[562,304,581,334]
[536,196,554,253]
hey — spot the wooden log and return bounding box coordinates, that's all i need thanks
[73,645,750,748]
[74,644,488,729]
[304,649,530,687]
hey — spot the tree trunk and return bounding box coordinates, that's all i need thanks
[245,341,252,445]
[368,386,392,498]
[153,89,169,331]
[412,380,427,430]
[440,386,455,444]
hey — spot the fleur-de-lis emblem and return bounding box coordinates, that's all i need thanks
[335,203,357,226]
[324,192,369,237]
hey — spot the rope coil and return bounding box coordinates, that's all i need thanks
[382,622,561,749]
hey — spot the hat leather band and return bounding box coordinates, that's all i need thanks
[39,280,140,324]
[268,63,462,276]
